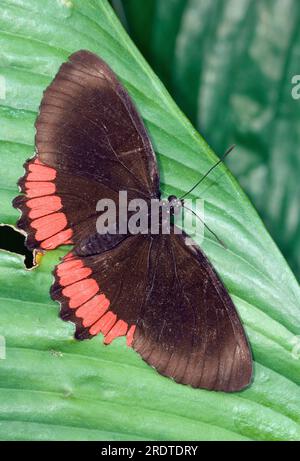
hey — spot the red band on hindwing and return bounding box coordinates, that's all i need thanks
[13,157,73,250]
[52,252,136,346]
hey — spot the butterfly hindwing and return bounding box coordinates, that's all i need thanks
[51,233,148,344]
[51,229,252,392]
[133,229,253,392]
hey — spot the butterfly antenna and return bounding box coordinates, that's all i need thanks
[182,204,227,249]
[180,145,236,200]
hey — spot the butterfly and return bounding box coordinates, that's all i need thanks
[13,50,252,392]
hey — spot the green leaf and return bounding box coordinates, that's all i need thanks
[0,0,299,441]
[118,0,300,282]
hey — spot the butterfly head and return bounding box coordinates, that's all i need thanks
[167,195,183,216]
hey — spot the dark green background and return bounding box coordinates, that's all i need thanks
[112,0,300,281]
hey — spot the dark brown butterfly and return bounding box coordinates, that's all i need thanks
[13,50,252,392]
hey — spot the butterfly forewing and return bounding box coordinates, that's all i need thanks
[36,50,159,197]
[13,50,159,250]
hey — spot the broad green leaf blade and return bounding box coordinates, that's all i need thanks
[119,0,300,281]
[0,0,299,441]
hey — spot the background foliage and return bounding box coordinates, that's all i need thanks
[114,0,300,282]
[0,0,299,441]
